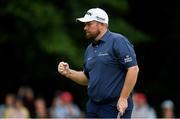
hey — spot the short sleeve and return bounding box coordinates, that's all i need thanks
[83,63,89,79]
[113,36,137,69]
[83,47,90,79]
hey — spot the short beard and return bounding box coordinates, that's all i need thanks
[85,30,100,40]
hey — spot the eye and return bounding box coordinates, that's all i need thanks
[87,23,92,27]
[85,22,90,26]
[88,22,92,25]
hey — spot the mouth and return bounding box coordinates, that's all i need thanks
[86,32,90,35]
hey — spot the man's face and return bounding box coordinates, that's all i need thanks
[84,21,100,39]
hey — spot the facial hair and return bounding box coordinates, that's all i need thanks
[85,29,100,40]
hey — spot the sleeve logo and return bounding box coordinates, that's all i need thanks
[124,55,132,63]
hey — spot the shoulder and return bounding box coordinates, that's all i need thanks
[110,32,130,44]
[85,43,92,51]
[110,31,133,47]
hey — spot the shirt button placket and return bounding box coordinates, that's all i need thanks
[94,45,98,53]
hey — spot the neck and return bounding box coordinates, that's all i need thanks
[95,28,108,41]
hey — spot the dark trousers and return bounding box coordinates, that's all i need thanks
[86,99,133,118]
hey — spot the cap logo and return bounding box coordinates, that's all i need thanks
[86,12,92,16]
[96,16,105,21]
[77,8,108,24]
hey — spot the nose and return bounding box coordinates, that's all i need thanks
[84,25,87,31]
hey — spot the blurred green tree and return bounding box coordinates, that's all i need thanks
[0,0,150,68]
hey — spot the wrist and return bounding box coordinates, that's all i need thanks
[119,96,128,100]
[65,69,72,78]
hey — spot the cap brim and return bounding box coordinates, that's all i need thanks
[76,17,94,23]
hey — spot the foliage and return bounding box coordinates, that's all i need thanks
[0,0,150,67]
[1,0,82,67]
[109,19,151,44]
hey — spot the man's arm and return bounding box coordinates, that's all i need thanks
[120,65,139,99]
[58,61,88,86]
[117,65,139,114]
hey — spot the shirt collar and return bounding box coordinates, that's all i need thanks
[100,30,110,42]
[92,30,110,46]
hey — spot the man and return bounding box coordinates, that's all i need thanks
[131,92,157,118]
[161,100,175,118]
[58,8,139,118]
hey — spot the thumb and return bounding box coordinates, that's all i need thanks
[62,62,68,66]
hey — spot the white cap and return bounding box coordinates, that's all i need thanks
[161,100,174,109]
[76,8,109,24]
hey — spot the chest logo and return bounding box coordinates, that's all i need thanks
[87,57,93,61]
[98,52,109,56]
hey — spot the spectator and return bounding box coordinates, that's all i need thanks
[0,93,16,117]
[4,97,30,118]
[17,86,35,117]
[49,91,81,118]
[161,99,175,118]
[34,97,49,118]
[131,92,157,118]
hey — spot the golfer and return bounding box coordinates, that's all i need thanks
[58,8,139,118]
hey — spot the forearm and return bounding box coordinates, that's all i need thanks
[120,65,139,99]
[66,69,88,86]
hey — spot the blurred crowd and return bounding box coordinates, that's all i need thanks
[0,86,176,118]
[0,86,84,118]
[131,92,175,118]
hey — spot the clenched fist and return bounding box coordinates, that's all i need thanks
[58,61,71,77]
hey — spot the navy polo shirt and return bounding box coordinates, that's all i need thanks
[84,30,137,103]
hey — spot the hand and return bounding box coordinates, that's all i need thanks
[117,97,128,116]
[58,61,71,77]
